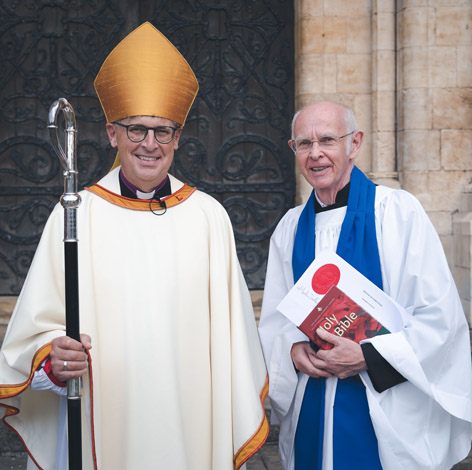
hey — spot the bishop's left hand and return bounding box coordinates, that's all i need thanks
[315,328,367,379]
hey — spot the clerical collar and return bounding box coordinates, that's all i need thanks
[314,183,350,213]
[119,170,171,200]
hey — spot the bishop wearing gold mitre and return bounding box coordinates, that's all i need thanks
[0,22,268,469]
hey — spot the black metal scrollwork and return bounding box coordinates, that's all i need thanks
[0,0,294,293]
[152,0,295,287]
[0,1,125,293]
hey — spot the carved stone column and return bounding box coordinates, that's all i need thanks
[369,0,400,189]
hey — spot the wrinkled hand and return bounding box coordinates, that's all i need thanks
[50,334,92,382]
[315,328,367,379]
[291,328,367,380]
[291,341,333,379]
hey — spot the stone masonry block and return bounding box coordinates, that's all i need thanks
[371,131,396,172]
[372,90,395,132]
[337,54,371,93]
[401,170,468,212]
[397,0,428,8]
[400,129,440,171]
[433,87,472,129]
[435,6,472,46]
[400,171,428,193]
[346,16,371,54]
[398,46,429,89]
[439,233,454,266]
[323,55,338,93]
[429,46,457,88]
[427,170,471,211]
[297,0,323,18]
[429,211,453,236]
[441,130,472,170]
[398,7,429,47]
[429,0,471,6]
[323,0,371,17]
[453,214,472,269]
[373,50,396,91]
[297,54,325,94]
[400,88,432,130]
[354,93,372,134]
[295,92,348,112]
[459,185,472,213]
[375,0,395,13]
[458,46,472,87]
[300,17,346,55]
[373,11,395,51]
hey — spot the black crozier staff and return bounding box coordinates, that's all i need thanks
[48,98,82,470]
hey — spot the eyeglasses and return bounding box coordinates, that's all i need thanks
[114,122,179,144]
[289,132,355,153]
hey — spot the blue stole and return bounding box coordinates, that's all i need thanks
[292,166,383,470]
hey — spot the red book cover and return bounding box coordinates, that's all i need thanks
[298,285,389,350]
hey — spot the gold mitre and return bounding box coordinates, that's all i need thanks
[94,22,198,125]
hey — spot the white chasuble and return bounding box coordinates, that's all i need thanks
[0,169,268,470]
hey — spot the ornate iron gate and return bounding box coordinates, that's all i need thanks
[0,0,294,293]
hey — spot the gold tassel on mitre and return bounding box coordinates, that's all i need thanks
[94,22,199,170]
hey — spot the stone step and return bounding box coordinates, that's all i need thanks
[2,419,471,469]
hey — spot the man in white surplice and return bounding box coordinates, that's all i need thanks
[258,101,472,470]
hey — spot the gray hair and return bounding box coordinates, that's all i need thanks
[291,102,358,155]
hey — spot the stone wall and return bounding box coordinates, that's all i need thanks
[295,0,472,322]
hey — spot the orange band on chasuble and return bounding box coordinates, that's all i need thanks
[85,183,196,211]
[233,375,270,469]
[0,343,51,401]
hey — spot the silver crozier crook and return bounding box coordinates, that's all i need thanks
[48,98,83,470]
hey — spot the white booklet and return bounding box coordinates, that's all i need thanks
[277,250,408,335]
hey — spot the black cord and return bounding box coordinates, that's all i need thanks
[149,197,167,216]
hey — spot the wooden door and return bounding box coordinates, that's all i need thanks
[0,1,294,293]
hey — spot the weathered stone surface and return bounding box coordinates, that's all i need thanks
[300,17,346,55]
[323,0,371,17]
[429,46,457,88]
[398,7,429,47]
[372,90,395,132]
[433,88,472,129]
[398,46,429,89]
[400,88,432,130]
[435,6,472,46]
[346,16,371,54]
[458,46,472,87]
[337,54,372,93]
[441,130,472,170]
[399,129,440,171]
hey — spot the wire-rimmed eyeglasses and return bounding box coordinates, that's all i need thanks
[289,132,355,153]
[114,122,179,144]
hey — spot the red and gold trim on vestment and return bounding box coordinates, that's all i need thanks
[0,344,51,470]
[0,343,51,399]
[85,183,196,211]
[233,375,270,469]
[0,344,98,470]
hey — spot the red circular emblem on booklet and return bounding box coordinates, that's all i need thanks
[311,263,341,294]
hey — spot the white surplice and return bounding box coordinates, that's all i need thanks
[258,185,472,470]
[0,168,268,470]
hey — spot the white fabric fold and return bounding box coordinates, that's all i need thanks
[258,185,472,470]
